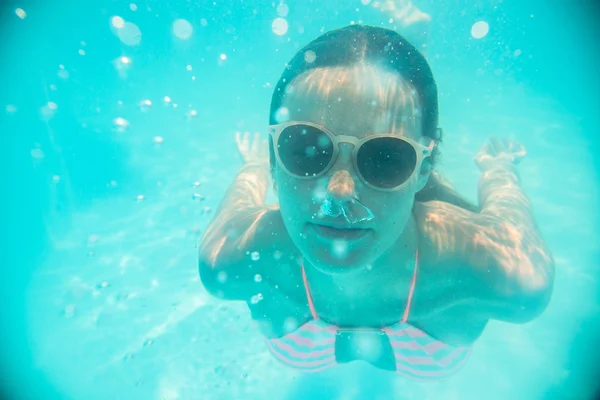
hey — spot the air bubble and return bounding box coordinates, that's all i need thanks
[173,19,193,40]
[272,18,288,36]
[471,21,489,39]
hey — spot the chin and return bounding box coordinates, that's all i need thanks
[298,231,378,275]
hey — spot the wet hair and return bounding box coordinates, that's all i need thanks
[268,24,442,171]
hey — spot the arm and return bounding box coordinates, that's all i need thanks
[415,137,554,323]
[198,133,278,300]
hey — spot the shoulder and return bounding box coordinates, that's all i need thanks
[413,200,554,323]
[199,206,295,300]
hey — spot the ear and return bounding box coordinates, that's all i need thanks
[414,158,433,193]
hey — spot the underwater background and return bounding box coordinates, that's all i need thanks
[1,0,599,398]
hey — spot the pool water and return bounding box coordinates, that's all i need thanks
[1,0,599,399]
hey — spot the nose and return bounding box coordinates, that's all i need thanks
[327,170,356,201]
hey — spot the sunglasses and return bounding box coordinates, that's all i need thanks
[269,121,435,191]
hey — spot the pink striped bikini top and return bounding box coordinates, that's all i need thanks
[265,250,472,380]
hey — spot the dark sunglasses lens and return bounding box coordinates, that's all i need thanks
[357,137,417,189]
[277,125,334,177]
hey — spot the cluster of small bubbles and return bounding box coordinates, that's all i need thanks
[471,21,489,39]
[192,193,205,201]
[514,49,522,57]
[118,22,142,46]
[114,117,129,131]
[136,194,145,201]
[5,104,17,114]
[188,109,198,118]
[153,136,164,144]
[52,175,61,183]
[250,293,263,304]
[272,18,288,36]
[251,251,260,261]
[217,271,227,283]
[164,96,172,103]
[219,53,227,61]
[139,99,152,112]
[173,19,193,40]
[15,8,26,19]
[274,106,290,123]
[78,49,86,56]
[200,18,208,27]
[332,240,349,259]
[254,274,262,283]
[273,250,282,260]
[277,2,289,17]
[304,50,316,63]
[130,3,137,11]
[186,65,193,71]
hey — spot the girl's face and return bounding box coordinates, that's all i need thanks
[273,64,433,274]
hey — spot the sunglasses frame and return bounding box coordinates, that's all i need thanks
[268,121,435,192]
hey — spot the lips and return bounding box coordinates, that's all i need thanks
[308,223,372,242]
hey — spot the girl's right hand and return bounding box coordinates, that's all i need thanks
[235,132,269,166]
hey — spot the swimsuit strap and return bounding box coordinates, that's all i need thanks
[300,248,420,323]
[300,261,319,319]
[401,248,419,323]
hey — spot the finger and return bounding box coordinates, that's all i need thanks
[260,139,269,157]
[475,140,493,158]
[490,136,503,154]
[243,131,250,148]
[514,142,527,158]
[235,131,242,147]
[501,137,512,152]
[251,132,261,153]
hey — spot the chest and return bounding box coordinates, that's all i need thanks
[247,259,486,346]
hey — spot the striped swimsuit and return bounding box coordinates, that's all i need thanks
[265,251,472,380]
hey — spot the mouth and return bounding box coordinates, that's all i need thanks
[307,222,372,242]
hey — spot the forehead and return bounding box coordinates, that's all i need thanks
[280,64,422,139]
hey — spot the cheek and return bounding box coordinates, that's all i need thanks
[275,172,316,215]
[369,191,414,226]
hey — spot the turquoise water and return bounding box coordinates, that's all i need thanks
[1,0,599,399]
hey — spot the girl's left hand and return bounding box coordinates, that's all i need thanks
[474,136,526,172]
